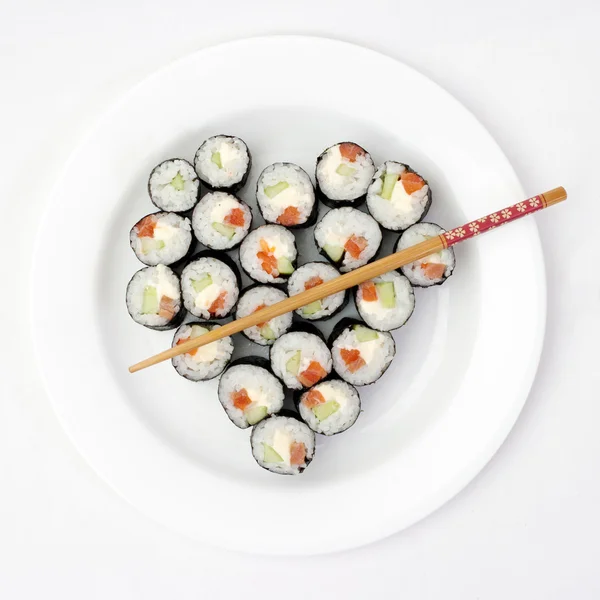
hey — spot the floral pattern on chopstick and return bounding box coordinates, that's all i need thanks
[442,195,545,248]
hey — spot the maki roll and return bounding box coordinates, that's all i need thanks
[287,262,346,321]
[148,159,199,212]
[181,254,240,319]
[366,161,431,231]
[218,358,285,428]
[395,223,456,287]
[329,319,395,386]
[256,163,317,228]
[355,271,415,331]
[192,191,252,251]
[270,330,332,390]
[126,264,183,330]
[129,212,193,266]
[235,285,293,345]
[315,142,375,208]
[171,322,234,382]
[250,415,315,475]
[239,224,297,284]
[194,135,251,193]
[314,207,382,272]
[297,380,361,436]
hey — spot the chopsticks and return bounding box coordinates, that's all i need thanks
[129,186,566,373]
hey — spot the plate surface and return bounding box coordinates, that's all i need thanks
[31,36,545,555]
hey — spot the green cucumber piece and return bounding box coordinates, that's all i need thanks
[381,172,399,200]
[323,244,344,262]
[263,443,284,463]
[353,325,379,342]
[190,325,209,338]
[277,257,294,275]
[140,238,166,254]
[286,351,301,375]
[141,286,159,315]
[246,405,268,426]
[212,222,236,240]
[313,400,341,422]
[211,152,222,169]
[375,281,396,309]
[264,181,289,198]
[192,274,213,294]
[336,163,356,177]
[170,171,185,191]
[260,325,276,340]
[302,300,322,316]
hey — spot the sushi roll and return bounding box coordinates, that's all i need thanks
[181,254,240,319]
[194,135,251,193]
[129,212,193,266]
[235,285,293,345]
[148,159,200,213]
[355,271,415,331]
[315,142,375,208]
[270,329,332,390]
[314,207,382,273]
[239,224,297,284]
[250,415,315,475]
[256,163,317,228]
[366,161,431,231]
[171,322,234,382]
[395,223,456,287]
[286,262,346,321]
[126,264,183,330]
[329,319,395,386]
[192,191,252,251]
[218,358,285,428]
[297,379,361,436]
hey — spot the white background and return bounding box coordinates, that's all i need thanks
[2,0,599,598]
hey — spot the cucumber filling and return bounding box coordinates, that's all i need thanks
[212,222,236,240]
[211,152,223,169]
[141,286,159,314]
[170,171,185,191]
[353,324,379,342]
[192,274,213,293]
[381,172,399,200]
[264,181,289,199]
[286,351,301,375]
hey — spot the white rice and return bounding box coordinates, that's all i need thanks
[331,325,395,386]
[355,271,415,331]
[235,286,292,345]
[287,262,346,320]
[148,159,199,212]
[256,163,315,225]
[194,136,250,189]
[270,331,332,390]
[126,264,181,329]
[316,143,375,202]
[129,212,192,266]
[239,224,297,284]
[191,192,252,250]
[218,363,284,428]
[250,416,315,475]
[181,256,239,319]
[366,162,430,231]
[298,380,361,436]
[314,207,382,272]
[395,223,456,286]
[171,323,233,381]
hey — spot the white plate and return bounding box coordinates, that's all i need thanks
[31,36,545,555]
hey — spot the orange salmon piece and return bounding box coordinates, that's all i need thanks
[224,207,245,227]
[422,262,446,280]
[344,235,368,259]
[276,206,301,226]
[136,215,157,238]
[231,388,252,411]
[303,389,326,408]
[360,281,378,302]
[339,142,365,162]
[297,361,328,387]
[304,276,323,290]
[208,291,227,315]
[175,335,198,357]
[340,348,366,373]
[400,171,425,195]
[158,295,176,320]
[290,441,306,466]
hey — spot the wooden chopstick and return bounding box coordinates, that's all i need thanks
[129,186,566,373]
